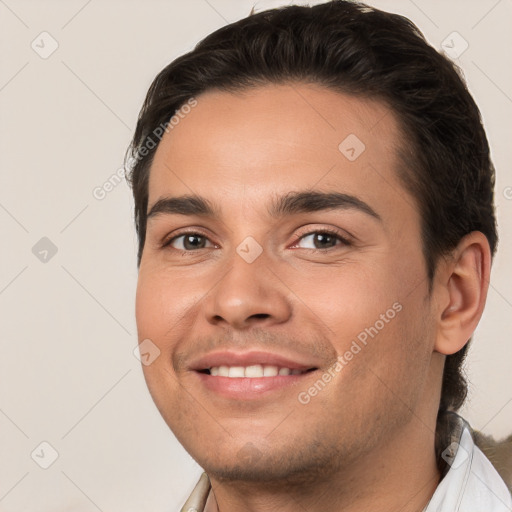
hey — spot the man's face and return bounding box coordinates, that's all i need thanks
[135,83,438,481]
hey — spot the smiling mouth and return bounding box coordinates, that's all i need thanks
[198,364,318,378]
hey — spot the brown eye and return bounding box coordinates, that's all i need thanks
[164,232,214,251]
[294,230,350,250]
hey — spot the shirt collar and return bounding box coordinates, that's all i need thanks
[180,472,211,512]
[423,412,512,511]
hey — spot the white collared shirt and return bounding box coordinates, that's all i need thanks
[180,414,512,512]
[423,419,511,511]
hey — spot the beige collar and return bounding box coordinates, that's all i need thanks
[180,472,211,512]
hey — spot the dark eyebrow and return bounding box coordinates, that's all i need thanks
[147,195,220,219]
[268,190,381,221]
[147,190,381,222]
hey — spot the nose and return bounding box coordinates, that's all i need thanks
[203,248,293,330]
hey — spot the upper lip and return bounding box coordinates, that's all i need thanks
[189,350,321,372]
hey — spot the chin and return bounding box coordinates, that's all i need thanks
[195,442,343,487]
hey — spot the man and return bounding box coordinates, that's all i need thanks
[126,1,512,510]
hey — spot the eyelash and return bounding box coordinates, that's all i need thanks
[161,228,352,252]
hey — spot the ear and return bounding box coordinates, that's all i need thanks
[433,231,492,355]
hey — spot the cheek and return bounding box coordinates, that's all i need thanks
[134,266,206,394]
[135,266,190,342]
[135,272,189,421]
[135,274,164,340]
[344,291,433,416]
[303,253,429,387]
[289,261,403,344]
[315,303,432,440]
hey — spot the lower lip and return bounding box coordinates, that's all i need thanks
[194,371,315,400]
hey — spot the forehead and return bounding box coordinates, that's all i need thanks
[147,83,412,220]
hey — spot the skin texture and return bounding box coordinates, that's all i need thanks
[135,83,491,512]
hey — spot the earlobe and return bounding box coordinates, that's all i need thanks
[434,232,491,356]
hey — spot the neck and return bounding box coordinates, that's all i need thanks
[205,420,440,512]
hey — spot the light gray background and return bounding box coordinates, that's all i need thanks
[0,0,511,510]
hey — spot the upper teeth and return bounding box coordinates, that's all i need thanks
[209,365,304,378]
